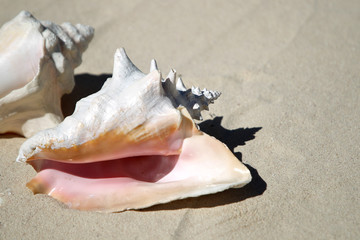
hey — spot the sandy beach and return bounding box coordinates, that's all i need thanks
[0,0,359,239]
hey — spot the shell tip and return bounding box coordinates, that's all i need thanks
[150,59,158,72]
[166,69,176,83]
[176,77,187,91]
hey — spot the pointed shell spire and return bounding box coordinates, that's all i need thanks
[163,77,221,120]
[112,48,144,81]
[150,59,158,72]
[109,49,221,120]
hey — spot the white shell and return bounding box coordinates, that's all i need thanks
[17,48,251,212]
[0,11,94,137]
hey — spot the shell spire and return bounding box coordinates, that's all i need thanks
[162,73,221,120]
[110,49,221,120]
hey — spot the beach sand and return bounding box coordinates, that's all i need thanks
[0,0,359,239]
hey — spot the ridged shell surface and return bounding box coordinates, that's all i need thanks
[17,48,251,212]
[0,11,94,137]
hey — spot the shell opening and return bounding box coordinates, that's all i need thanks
[29,154,179,183]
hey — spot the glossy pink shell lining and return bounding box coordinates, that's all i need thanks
[31,155,179,183]
[27,134,251,212]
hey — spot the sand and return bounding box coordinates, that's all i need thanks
[0,0,359,239]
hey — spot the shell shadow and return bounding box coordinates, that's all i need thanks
[0,133,23,139]
[61,73,111,117]
[142,117,266,211]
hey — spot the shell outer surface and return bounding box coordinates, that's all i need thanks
[17,48,252,212]
[0,11,94,137]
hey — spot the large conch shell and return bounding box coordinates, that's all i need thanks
[17,48,251,212]
[0,11,94,137]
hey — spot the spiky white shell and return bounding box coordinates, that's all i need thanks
[0,11,94,137]
[16,48,251,212]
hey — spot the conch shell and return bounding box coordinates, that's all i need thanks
[17,48,251,212]
[0,11,94,137]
